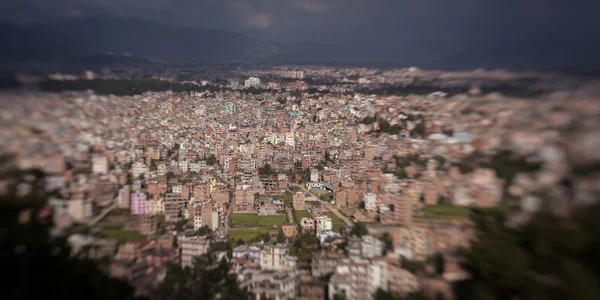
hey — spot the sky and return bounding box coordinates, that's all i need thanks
[1,0,599,47]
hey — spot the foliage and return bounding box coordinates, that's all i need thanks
[205,154,217,166]
[258,163,277,176]
[0,166,141,300]
[455,206,600,300]
[350,222,369,237]
[153,253,249,300]
[230,214,286,228]
[229,228,268,242]
[40,79,227,96]
[362,116,376,125]
[174,219,189,231]
[379,232,394,254]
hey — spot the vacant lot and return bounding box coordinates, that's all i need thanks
[423,204,471,220]
[324,212,345,232]
[231,213,286,228]
[100,228,147,242]
[229,228,269,242]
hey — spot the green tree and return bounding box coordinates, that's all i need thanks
[374,288,398,300]
[350,222,369,237]
[276,230,286,243]
[0,164,141,300]
[380,232,394,254]
[206,154,217,166]
[455,206,600,300]
[153,253,249,300]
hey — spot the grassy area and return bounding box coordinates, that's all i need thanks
[294,210,312,220]
[324,212,345,232]
[423,204,471,220]
[100,228,147,242]
[231,213,286,228]
[229,228,268,241]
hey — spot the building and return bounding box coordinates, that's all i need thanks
[139,214,157,235]
[222,102,235,113]
[180,236,210,268]
[316,215,333,233]
[260,244,297,271]
[67,198,93,222]
[292,192,305,210]
[92,156,109,175]
[146,146,161,160]
[300,217,315,233]
[117,185,131,209]
[364,193,377,211]
[247,270,296,300]
[245,77,261,88]
[233,245,261,266]
[132,161,149,179]
[347,235,385,259]
[387,265,420,297]
[328,258,388,300]
[130,192,149,215]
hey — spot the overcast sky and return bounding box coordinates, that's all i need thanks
[1,0,599,46]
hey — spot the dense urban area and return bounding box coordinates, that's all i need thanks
[2,65,600,300]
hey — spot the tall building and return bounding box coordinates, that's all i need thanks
[259,244,298,271]
[328,258,388,300]
[180,236,210,268]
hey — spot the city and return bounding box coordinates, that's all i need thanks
[2,64,600,300]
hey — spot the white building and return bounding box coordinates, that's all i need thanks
[259,244,297,271]
[316,215,333,233]
[310,169,320,183]
[92,156,108,175]
[364,193,377,211]
[117,185,131,209]
[247,270,296,300]
[245,77,261,88]
[328,258,388,300]
[172,185,182,194]
[348,235,385,259]
[157,163,167,176]
[180,236,210,268]
[189,161,206,173]
[193,215,203,231]
[132,161,149,179]
[180,160,188,172]
[67,199,94,222]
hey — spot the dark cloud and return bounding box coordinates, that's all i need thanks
[1,0,598,46]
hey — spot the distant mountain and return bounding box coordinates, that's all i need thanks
[2,16,600,70]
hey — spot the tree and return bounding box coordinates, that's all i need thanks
[174,219,188,232]
[153,253,249,300]
[262,232,271,243]
[172,236,178,248]
[195,225,213,237]
[166,172,175,182]
[454,206,600,300]
[380,232,394,254]
[276,230,286,243]
[206,154,217,166]
[374,288,397,300]
[0,163,141,300]
[350,222,368,237]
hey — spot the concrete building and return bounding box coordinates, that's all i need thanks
[364,193,377,211]
[130,192,149,215]
[67,198,94,222]
[316,215,333,233]
[387,265,420,297]
[328,258,388,300]
[260,244,297,271]
[180,236,210,268]
[139,214,157,235]
[247,270,296,300]
[117,185,131,209]
[92,156,109,175]
[347,235,385,259]
[132,161,149,179]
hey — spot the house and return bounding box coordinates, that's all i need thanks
[300,217,315,233]
[260,244,297,271]
[315,215,332,233]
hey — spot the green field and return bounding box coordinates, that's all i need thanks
[229,228,269,241]
[324,212,345,231]
[423,204,471,220]
[294,210,312,222]
[100,228,147,242]
[231,213,286,228]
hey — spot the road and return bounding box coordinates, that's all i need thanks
[298,185,353,227]
[87,202,117,226]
